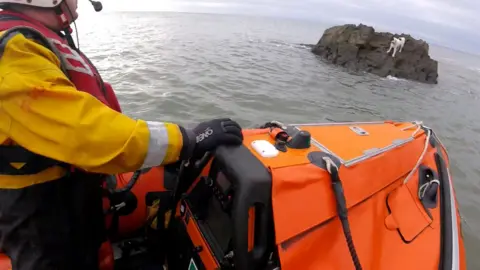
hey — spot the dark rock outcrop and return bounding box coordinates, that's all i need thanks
[311,24,438,84]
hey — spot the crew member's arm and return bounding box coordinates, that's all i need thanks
[0,32,193,175]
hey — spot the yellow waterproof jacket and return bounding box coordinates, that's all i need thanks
[0,30,188,189]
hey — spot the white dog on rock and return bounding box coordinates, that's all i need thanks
[386,37,406,57]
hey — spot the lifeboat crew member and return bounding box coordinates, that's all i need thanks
[0,0,244,269]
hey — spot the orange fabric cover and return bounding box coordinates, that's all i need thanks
[242,121,466,270]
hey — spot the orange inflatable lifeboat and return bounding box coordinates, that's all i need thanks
[0,120,468,270]
[104,165,177,239]
[167,120,467,270]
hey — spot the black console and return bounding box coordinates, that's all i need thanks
[177,145,274,270]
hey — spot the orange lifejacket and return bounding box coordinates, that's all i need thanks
[0,10,122,112]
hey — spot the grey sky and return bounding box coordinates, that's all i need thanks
[101,0,480,54]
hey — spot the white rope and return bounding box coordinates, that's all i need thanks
[403,125,432,184]
[411,125,422,138]
[400,120,423,132]
[322,156,338,174]
[418,179,440,199]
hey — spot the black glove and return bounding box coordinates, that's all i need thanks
[179,118,244,160]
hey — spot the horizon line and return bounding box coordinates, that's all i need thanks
[83,9,480,57]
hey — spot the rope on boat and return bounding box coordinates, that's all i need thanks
[402,123,432,185]
[323,156,363,270]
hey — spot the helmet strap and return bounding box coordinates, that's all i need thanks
[54,4,76,49]
[54,5,70,29]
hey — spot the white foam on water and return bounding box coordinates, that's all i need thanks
[385,75,405,81]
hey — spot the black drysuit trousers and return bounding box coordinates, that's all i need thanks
[0,172,106,270]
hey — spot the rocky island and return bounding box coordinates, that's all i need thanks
[310,24,439,84]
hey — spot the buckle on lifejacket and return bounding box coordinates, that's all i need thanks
[0,145,69,175]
